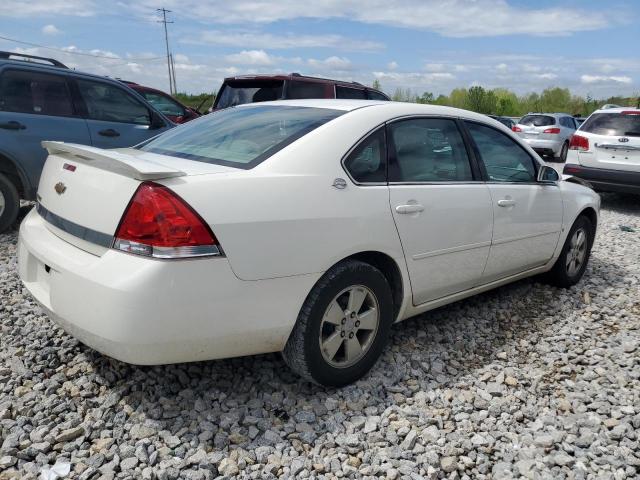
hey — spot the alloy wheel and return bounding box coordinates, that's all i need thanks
[0,189,5,218]
[318,285,380,368]
[566,227,587,277]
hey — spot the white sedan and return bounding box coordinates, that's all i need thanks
[18,100,600,386]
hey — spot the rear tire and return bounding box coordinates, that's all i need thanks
[0,173,20,234]
[543,215,594,288]
[557,141,569,163]
[282,260,394,387]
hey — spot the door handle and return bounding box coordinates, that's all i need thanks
[396,204,425,214]
[0,121,26,130]
[497,199,516,207]
[98,128,120,137]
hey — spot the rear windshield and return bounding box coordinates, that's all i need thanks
[215,80,284,109]
[519,115,555,127]
[140,105,344,169]
[580,112,640,137]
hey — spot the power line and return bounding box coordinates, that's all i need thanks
[0,34,165,62]
[157,7,175,95]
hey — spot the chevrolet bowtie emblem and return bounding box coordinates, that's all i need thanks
[54,182,67,195]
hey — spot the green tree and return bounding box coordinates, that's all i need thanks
[449,88,468,109]
[416,91,435,104]
[465,86,496,114]
[372,78,382,91]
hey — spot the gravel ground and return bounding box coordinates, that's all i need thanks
[1,194,639,480]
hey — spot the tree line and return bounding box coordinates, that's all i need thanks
[375,81,639,117]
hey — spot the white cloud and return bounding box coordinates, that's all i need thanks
[187,31,382,51]
[581,75,632,85]
[535,73,558,80]
[387,61,398,70]
[424,63,446,72]
[308,56,352,71]
[224,50,275,66]
[496,63,508,72]
[0,0,94,17]
[42,24,61,35]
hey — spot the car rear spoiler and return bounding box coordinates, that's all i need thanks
[42,141,186,181]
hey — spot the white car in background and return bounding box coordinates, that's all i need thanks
[18,100,600,386]
[565,107,640,194]
[513,113,578,162]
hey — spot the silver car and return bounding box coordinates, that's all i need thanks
[513,113,577,162]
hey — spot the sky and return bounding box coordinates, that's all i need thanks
[0,0,638,98]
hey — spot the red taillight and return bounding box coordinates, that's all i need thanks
[113,182,221,259]
[569,134,589,151]
[512,126,522,132]
[543,127,561,134]
[621,110,640,115]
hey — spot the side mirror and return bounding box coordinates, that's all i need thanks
[149,110,166,130]
[537,165,559,183]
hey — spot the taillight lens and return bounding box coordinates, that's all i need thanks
[512,126,522,132]
[621,110,640,115]
[113,182,221,259]
[569,134,589,151]
[543,127,561,134]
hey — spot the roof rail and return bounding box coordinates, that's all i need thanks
[0,51,68,68]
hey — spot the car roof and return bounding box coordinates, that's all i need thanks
[591,107,640,114]
[0,57,129,85]
[522,112,571,118]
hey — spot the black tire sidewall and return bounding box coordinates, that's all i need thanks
[555,216,594,285]
[303,262,394,387]
[0,173,19,233]
[559,142,568,162]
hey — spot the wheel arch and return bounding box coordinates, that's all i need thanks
[578,206,598,236]
[0,151,30,199]
[337,250,405,321]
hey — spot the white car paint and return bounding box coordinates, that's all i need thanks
[19,100,600,365]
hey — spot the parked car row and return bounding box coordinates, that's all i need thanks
[512,113,579,162]
[0,52,390,233]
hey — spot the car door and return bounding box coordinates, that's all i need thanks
[74,78,170,148]
[0,68,91,195]
[387,117,494,305]
[464,121,563,282]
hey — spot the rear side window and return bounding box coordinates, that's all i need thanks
[77,80,150,125]
[343,128,386,183]
[367,90,388,101]
[287,81,327,99]
[388,118,473,182]
[466,122,537,182]
[519,115,555,127]
[581,112,640,137]
[0,70,74,117]
[336,86,367,100]
[215,80,284,109]
[140,105,344,169]
[141,91,184,117]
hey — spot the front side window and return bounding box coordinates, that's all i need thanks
[581,112,640,137]
[287,81,327,99]
[140,105,344,169]
[336,86,367,100]
[388,118,473,182]
[77,79,150,125]
[0,70,74,117]
[343,128,386,183]
[141,91,184,117]
[466,121,537,182]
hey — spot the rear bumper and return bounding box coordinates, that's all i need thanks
[521,138,563,155]
[563,164,640,194]
[18,208,319,365]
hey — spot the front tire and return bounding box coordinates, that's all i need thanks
[544,215,594,288]
[282,260,394,387]
[0,173,20,234]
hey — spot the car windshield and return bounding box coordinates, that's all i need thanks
[140,105,344,169]
[215,80,284,109]
[581,112,640,137]
[519,115,555,127]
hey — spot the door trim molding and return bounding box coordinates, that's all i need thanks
[412,240,491,260]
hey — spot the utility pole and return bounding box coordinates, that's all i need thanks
[170,53,177,94]
[157,8,174,95]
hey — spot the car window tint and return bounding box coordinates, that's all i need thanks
[77,80,150,125]
[581,112,640,137]
[367,90,388,101]
[519,115,555,127]
[466,122,537,183]
[141,91,184,117]
[336,86,367,100]
[215,80,284,109]
[344,128,386,183]
[140,105,344,169]
[389,118,473,182]
[287,81,327,99]
[0,70,74,117]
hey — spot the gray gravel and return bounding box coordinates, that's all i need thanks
[1,194,639,480]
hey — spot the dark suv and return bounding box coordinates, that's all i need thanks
[212,73,389,111]
[0,52,173,232]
